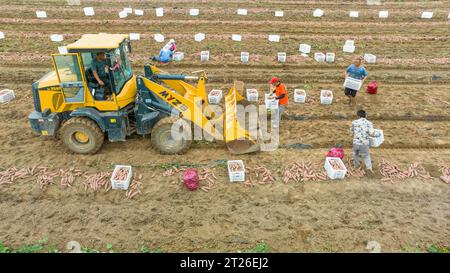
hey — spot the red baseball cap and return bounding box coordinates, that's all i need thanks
[269,77,280,84]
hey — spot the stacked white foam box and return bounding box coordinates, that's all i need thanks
[36,11,47,18]
[343,40,355,53]
[240,52,249,63]
[379,11,389,18]
[314,52,325,62]
[201,51,210,61]
[344,77,362,91]
[190,9,199,16]
[277,52,286,63]
[134,9,144,16]
[231,34,242,41]
[83,7,95,16]
[227,160,245,182]
[237,9,247,15]
[299,44,311,54]
[50,34,63,42]
[275,11,284,17]
[320,90,333,105]
[324,157,347,180]
[208,89,222,104]
[154,34,165,42]
[364,53,377,64]
[349,11,359,18]
[0,89,15,103]
[421,11,433,19]
[326,52,335,63]
[111,165,132,190]
[268,34,280,42]
[194,33,205,42]
[313,9,324,17]
[369,129,384,147]
[173,52,184,61]
[294,89,306,103]
[246,89,259,102]
[58,46,68,54]
[155,7,164,17]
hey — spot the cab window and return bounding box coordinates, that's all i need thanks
[52,54,85,103]
[109,44,133,94]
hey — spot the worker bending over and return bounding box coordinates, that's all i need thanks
[269,77,288,128]
[350,110,378,173]
[151,39,176,64]
[344,56,368,107]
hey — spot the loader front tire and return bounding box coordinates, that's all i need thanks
[60,117,104,154]
[151,117,192,155]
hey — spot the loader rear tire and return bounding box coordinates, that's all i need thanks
[151,117,192,155]
[60,117,104,154]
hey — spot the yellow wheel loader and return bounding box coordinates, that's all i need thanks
[28,33,260,155]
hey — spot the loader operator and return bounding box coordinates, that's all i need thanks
[344,56,368,107]
[91,52,111,99]
[269,77,288,128]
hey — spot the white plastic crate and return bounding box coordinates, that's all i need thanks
[344,77,362,91]
[83,7,95,16]
[134,9,144,16]
[369,129,384,147]
[0,89,15,103]
[265,94,279,110]
[231,34,242,41]
[227,160,245,182]
[268,34,280,42]
[349,11,359,18]
[379,11,389,18]
[129,33,140,40]
[111,165,132,190]
[320,90,333,105]
[343,44,356,53]
[237,9,247,15]
[313,9,324,17]
[194,33,205,42]
[36,11,47,18]
[189,9,199,16]
[324,157,347,180]
[173,52,184,61]
[208,89,222,104]
[50,34,63,42]
[240,52,249,63]
[123,7,132,14]
[155,7,164,17]
[119,10,128,18]
[0,32,4,39]
[294,89,306,103]
[201,51,210,61]
[58,46,68,54]
[275,11,284,17]
[246,89,259,102]
[326,52,335,63]
[299,43,311,54]
[154,33,164,42]
[421,11,433,19]
[314,52,325,62]
[277,52,286,63]
[364,53,377,64]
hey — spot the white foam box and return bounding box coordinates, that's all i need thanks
[67,0,81,5]
[299,43,311,54]
[349,11,359,18]
[421,11,433,19]
[369,129,384,147]
[155,7,164,17]
[154,33,165,42]
[111,165,132,190]
[313,9,324,17]
[345,40,355,47]
[277,52,286,63]
[379,11,389,18]
[324,157,347,180]
[208,89,222,104]
[343,44,355,53]
[200,50,210,61]
[265,93,279,110]
[294,89,306,103]
[364,53,377,64]
[83,7,95,16]
[0,89,15,103]
[227,160,245,182]
[314,52,325,62]
[268,34,280,42]
[246,89,259,102]
[134,9,144,16]
[0,32,4,39]
[237,9,247,15]
[36,11,47,18]
[194,33,205,42]
[231,34,242,41]
[189,8,199,16]
[119,10,128,18]
[173,52,184,61]
[240,52,249,62]
[58,46,68,54]
[366,0,381,5]
[448,12,450,19]
[129,33,140,40]
[50,34,63,42]
[326,52,335,63]
[344,77,362,90]
[275,10,284,17]
[123,7,132,14]
[320,90,333,105]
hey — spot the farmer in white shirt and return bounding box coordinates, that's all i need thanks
[351,109,378,173]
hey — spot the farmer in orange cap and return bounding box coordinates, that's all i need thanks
[269,77,288,128]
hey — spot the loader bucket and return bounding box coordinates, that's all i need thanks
[224,84,261,154]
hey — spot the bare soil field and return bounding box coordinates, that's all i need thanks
[0,0,449,252]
